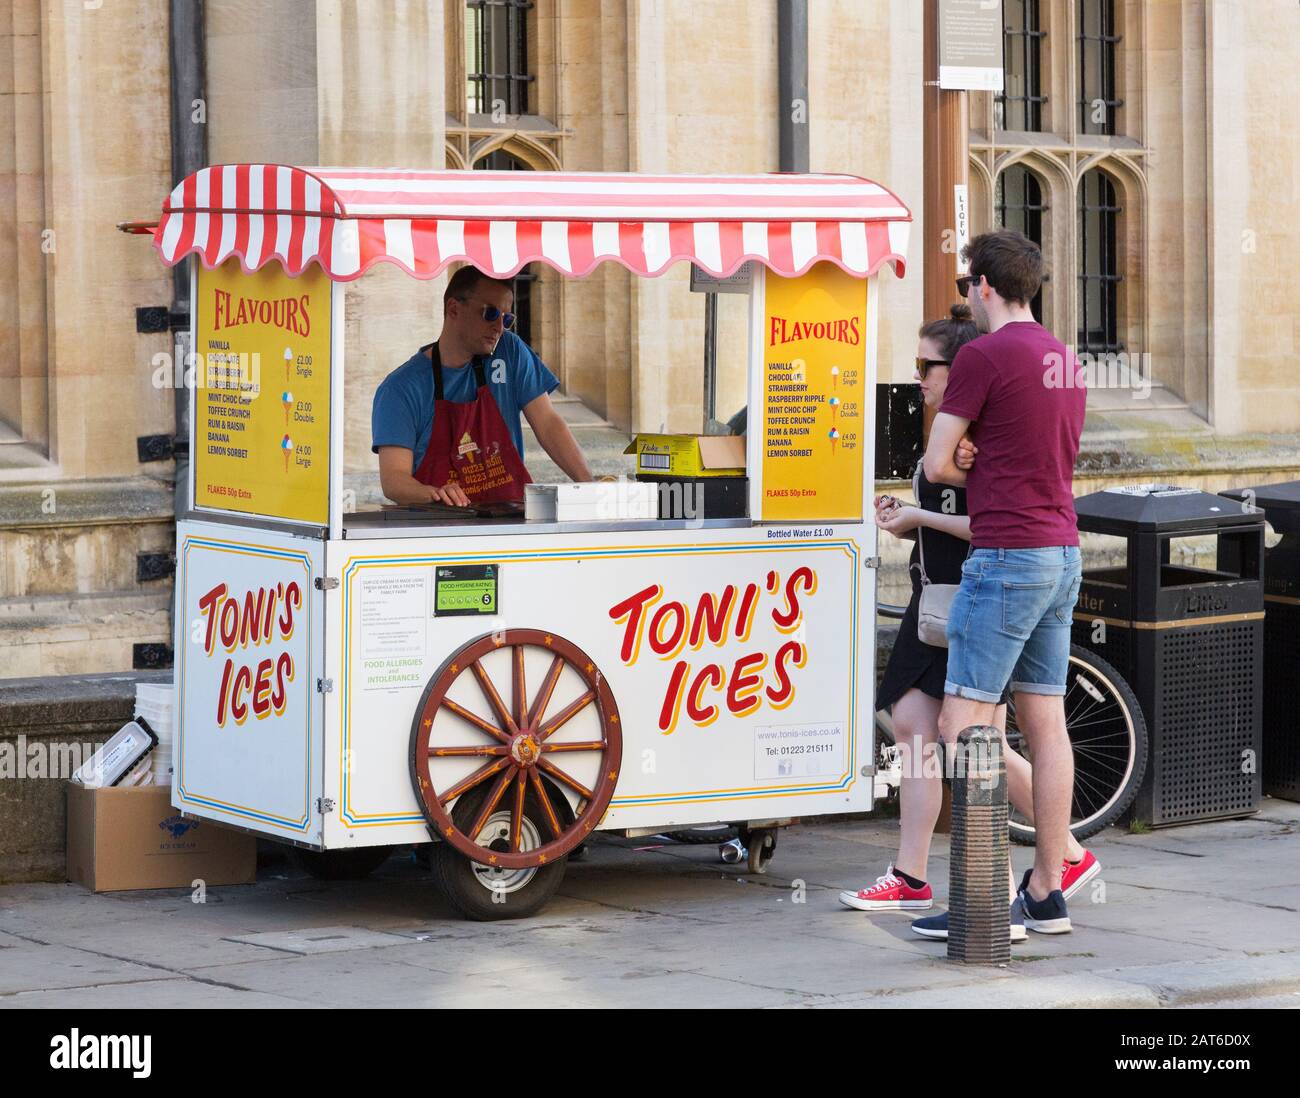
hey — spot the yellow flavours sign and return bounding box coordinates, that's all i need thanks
[194,261,332,525]
[761,264,867,522]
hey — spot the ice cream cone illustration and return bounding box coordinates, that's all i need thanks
[829,395,841,422]
[281,390,293,426]
[283,346,293,384]
[281,434,293,472]
[829,426,840,454]
[830,365,840,389]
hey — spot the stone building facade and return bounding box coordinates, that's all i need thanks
[1,0,1298,677]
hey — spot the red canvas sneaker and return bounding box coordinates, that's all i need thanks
[838,866,933,911]
[1061,849,1101,900]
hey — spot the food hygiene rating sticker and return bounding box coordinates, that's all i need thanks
[434,564,499,617]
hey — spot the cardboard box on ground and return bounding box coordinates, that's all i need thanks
[66,783,255,892]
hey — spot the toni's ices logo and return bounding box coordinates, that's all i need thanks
[768,314,860,347]
[213,288,312,336]
[608,567,817,734]
[197,580,301,727]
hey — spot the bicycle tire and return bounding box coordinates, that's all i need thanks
[1006,644,1148,845]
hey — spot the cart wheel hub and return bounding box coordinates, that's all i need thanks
[510,733,540,766]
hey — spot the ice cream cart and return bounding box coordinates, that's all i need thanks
[147,165,910,918]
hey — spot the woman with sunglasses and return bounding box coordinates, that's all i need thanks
[373,265,592,510]
[839,305,1096,932]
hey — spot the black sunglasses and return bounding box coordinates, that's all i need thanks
[915,357,951,377]
[955,273,980,297]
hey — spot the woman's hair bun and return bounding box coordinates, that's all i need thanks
[949,303,973,322]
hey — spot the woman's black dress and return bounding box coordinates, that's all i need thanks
[877,464,976,712]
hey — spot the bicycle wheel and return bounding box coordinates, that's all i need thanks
[1005,644,1148,845]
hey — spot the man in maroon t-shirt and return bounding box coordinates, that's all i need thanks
[917,230,1086,939]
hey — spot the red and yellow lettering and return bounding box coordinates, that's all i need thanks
[773,566,817,631]
[278,581,302,639]
[735,583,761,642]
[726,652,768,718]
[216,657,234,726]
[251,658,274,718]
[240,588,267,646]
[689,586,736,649]
[766,640,806,709]
[648,601,688,659]
[218,597,240,651]
[686,664,724,726]
[609,584,662,664]
[271,651,293,714]
[229,664,253,724]
[198,583,227,655]
[658,660,690,734]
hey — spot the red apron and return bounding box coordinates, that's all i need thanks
[413,343,532,504]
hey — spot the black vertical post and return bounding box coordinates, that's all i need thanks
[948,725,1010,965]
[777,0,809,173]
[168,0,208,516]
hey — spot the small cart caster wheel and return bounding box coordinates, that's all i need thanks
[746,829,777,875]
[569,841,590,861]
[430,779,573,921]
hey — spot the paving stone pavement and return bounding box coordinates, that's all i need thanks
[1,799,1297,1009]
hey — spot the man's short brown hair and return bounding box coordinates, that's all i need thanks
[962,230,1044,306]
[443,265,512,310]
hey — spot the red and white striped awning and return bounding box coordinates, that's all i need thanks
[154,165,910,283]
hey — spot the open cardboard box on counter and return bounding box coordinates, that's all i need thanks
[66,783,256,892]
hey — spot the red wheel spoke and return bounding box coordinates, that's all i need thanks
[512,645,527,729]
[538,757,594,801]
[528,654,565,728]
[427,744,509,758]
[439,698,511,745]
[413,629,622,872]
[510,770,527,853]
[472,659,519,737]
[538,690,595,742]
[468,765,518,839]
[437,757,510,806]
[528,768,564,840]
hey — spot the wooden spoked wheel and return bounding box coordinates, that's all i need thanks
[410,629,622,870]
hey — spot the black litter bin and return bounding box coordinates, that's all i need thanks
[1220,481,1300,802]
[1072,484,1265,828]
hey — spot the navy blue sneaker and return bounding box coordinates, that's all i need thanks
[1018,868,1072,934]
[910,896,1027,942]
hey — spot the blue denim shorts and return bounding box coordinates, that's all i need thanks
[944,546,1083,702]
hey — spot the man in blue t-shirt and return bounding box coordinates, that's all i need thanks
[372,266,592,505]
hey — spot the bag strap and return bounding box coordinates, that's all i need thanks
[912,462,972,584]
[912,463,932,585]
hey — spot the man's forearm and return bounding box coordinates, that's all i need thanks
[383,475,435,505]
[537,420,592,482]
[926,456,968,487]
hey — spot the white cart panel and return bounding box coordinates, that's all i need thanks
[173,520,325,844]
[322,523,876,847]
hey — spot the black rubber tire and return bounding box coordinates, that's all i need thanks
[667,825,740,845]
[430,779,572,921]
[289,845,393,881]
[1007,644,1149,846]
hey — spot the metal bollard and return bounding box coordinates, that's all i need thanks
[947,725,1009,965]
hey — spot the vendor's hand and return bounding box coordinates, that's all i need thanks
[429,482,471,508]
[877,504,924,537]
[955,436,978,471]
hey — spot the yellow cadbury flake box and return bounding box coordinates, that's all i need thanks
[624,434,747,478]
